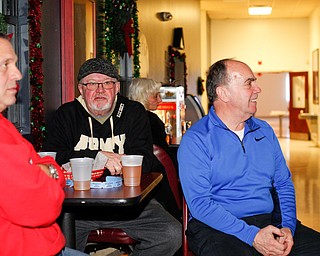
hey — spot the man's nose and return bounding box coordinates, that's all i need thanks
[253,84,262,93]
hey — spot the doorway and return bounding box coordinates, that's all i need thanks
[289,72,309,140]
[60,0,96,102]
[255,72,289,138]
[74,0,96,98]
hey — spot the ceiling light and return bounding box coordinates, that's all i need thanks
[248,6,272,16]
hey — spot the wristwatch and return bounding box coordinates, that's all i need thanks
[48,164,59,180]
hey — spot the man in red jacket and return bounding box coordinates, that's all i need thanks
[0,34,88,255]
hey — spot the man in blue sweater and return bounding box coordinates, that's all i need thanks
[178,58,320,255]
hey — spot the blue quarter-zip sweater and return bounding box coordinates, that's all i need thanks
[178,107,296,246]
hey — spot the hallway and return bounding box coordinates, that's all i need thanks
[279,138,320,232]
[263,115,320,231]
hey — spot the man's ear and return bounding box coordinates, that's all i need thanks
[78,83,83,95]
[216,86,230,102]
[115,82,121,93]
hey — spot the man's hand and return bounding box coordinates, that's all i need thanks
[253,225,293,256]
[101,151,123,175]
[276,228,294,255]
[37,164,51,177]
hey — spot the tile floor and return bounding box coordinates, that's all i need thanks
[264,115,320,232]
[279,138,320,232]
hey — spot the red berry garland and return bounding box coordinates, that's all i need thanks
[28,0,45,151]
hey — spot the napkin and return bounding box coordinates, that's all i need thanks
[62,151,108,172]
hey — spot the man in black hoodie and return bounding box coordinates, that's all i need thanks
[44,58,181,255]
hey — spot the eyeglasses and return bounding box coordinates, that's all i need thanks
[81,81,117,91]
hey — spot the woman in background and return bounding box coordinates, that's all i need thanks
[129,78,180,221]
[128,78,168,150]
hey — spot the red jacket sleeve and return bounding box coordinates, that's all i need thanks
[0,117,65,228]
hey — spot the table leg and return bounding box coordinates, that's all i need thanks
[61,212,76,248]
[279,115,283,138]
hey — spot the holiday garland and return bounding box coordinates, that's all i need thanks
[28,0,45,151]
[131,1,140,78]
[97,0,140,77]
[0,13,6,34]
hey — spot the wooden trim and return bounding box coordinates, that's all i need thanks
[92,0,96,57]
[60,0,75,103]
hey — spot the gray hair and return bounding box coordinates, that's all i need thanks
[206,58,232,103]
[128,78,161,110]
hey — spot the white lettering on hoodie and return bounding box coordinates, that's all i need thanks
[74,134,126,153]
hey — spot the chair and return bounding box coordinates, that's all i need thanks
[85,228,138,254]
[183,196,195,256]
[185,94,205,126]
[152,144,182,210]
[85,144,182,253]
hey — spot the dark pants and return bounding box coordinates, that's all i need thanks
[187,214,320,256]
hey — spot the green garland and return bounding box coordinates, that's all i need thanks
[0,13,7,34]
[97,0,140,77]
[132,0,140,78]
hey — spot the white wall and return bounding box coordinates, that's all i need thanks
[210,18,309,73]
[137,0,201,96]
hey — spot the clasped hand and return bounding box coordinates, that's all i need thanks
[253,226,293,256]
[101,151,124,175]
[37,164,52,177]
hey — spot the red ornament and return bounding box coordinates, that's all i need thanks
[7,33,13,41]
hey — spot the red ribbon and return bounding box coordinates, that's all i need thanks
[122,19,134,56]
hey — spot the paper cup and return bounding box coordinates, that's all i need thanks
[70,158,93,190]
[38,152,57,160]
[121,155,143,186]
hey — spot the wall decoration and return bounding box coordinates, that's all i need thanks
[97,0,140,78]
[312,49,319,104]
[168,46,187,91]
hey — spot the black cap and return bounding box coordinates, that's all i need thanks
[77,58,120,81]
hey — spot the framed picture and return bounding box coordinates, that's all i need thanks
[312,49,319,104]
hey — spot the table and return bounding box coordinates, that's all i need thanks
[61,172,163,248]
[270,110,289,138]
[298,113,318,145]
